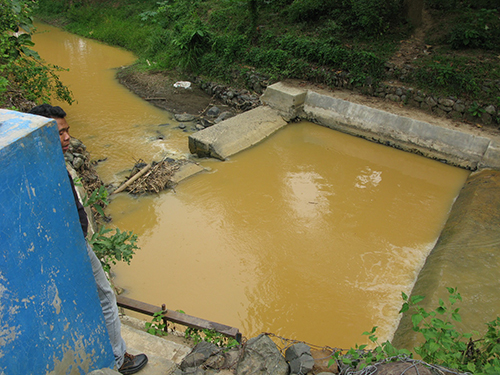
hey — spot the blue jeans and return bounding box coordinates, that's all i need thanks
[86,242,127,368]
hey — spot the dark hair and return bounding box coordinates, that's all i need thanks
[29,104,67,119]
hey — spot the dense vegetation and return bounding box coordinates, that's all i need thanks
[33,0,500,110]
[0,0,73,110]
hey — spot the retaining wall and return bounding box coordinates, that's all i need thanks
[262,82,500,170]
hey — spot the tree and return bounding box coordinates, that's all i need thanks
[0,0,73,110]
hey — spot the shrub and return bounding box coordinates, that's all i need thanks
[426,0,458,11]
[413,60,479,98]
[0,0,73,108]
[449,9,500,51]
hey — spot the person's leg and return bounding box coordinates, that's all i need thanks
[86,242,127,368]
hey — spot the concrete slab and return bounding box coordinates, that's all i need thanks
[170,162,205,184]
[480,139,500,170]
[260,82,307,120]
[189,106,287,160]
[88,315,194,375]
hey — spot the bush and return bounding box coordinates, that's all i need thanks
[449,9,500,51]
[413,60,479,98]
[426,0,458,11]
[0,0,73,108]
[333,288,500,374]
[286,0,404,36]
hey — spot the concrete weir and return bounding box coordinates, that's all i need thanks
[188,82,500,348]
[189,81,500,171]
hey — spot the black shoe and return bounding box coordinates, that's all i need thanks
[118,352,148,375]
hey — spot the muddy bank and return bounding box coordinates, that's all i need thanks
[116,66,234,117]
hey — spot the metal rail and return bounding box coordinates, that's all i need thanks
[116,295,242,344]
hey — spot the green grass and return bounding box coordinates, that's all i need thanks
[33,0,500,109]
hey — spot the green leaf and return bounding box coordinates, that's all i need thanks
[399,302,409,314]
[410,295,425,304]
[436,306,446,314]
[452,313,461,322]
[412,314,424,328]
[94,205,105,217]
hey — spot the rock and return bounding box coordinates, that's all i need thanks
[481,112,492,125]
[178,123,187,129]
[453,102,466,113]
[425,96,437,107]
[285,343,310,362]
[175,113,197,122]
[206,106,221,117]
[198,118,213,128]
[236,334,288,375]
[311,349,338,374]
[204,353,226,369]
[485,105,497,115]
[438,98,455,107]
[180,342,221,371]
[386,94,401,102]
[285,343,314,375]
[73,157,84,169]
[180,353,207,370]
[437,104,453,112]
[195,124,205,131]
[214,112,233,124]
[70,137,85,150]
[64,152,74,163]
[375,361,434,375]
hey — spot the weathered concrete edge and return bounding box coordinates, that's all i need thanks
[302,90,498,170]
[170,162,205,185]
[189,106,287,160]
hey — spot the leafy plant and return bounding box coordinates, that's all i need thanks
[449,9,500,51]
[413,60,479,98]
[400,287,500,374]
[146,310,168,336]
[329,326,411,371]
[82,185,109,217]
[330,288,500,374]
[184,326,239,348]
[468,101,486,118]
[89,226,139,273]
[0,0,73,109]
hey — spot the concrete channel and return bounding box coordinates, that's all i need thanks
[188,81,500,352]
[190,82,500,170]
[94,82,500,374]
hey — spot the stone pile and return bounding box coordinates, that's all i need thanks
[174,107,235,131]
[172,334,338,375]
[170,333,463,375]
[197,80,261,112]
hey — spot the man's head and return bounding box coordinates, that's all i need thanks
[29,104,70,153]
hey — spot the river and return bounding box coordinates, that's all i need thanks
[32,21,470,349]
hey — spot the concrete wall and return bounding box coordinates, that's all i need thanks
[0,110,115,374]
[261,82,500,171]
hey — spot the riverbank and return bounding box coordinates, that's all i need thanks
[117,67,500,153]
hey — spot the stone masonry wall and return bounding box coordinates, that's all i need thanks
[195,69,499,128]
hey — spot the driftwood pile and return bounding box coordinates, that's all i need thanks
[113,158,188,195]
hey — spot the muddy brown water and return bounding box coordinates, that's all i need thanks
[33,22,470,348]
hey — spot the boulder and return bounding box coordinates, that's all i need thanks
[236,334,289,375]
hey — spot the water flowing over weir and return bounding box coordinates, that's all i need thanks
[32,22,470,349]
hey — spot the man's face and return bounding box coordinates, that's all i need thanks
[55,117,70,153]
